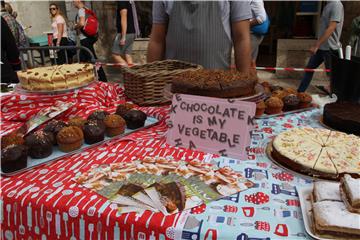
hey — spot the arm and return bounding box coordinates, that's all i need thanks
[310,22,337,54]
[120,9,127,45]
[232,20,251,72]
[249,0,267,27]
[56,23,64,46]
[147,23,166,62]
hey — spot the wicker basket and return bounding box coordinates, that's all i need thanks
[122,60,202,106]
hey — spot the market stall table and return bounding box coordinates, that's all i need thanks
[0,81,325,239]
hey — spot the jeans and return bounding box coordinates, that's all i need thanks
[80,37,107,82]
[53,38,69,65]
[298,49,331,92]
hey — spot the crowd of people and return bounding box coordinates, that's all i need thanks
[1,0,360,93]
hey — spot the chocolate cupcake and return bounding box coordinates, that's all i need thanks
[104,114,126,137]
[123,110,147,129]
[1,144,28,173]
[115,103,135,118]
[255,101,266,117]
[25,130,53,159]
[68,116,87,129]
[56,126,84,152]
[1,132,24,148]
[282,94,300,111]
[83,120,106,144]
[87,110,110,122]
[297,92,313,108]
[44,120,68,144]
[265,97,284,114]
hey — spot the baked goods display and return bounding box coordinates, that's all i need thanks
[83,120,106,144]
[323,102,360,136]
[309,178,360,238]
[25,130,54,159]
[340,174,360,213]
[104,114,126,137]
[257,81,314,117]
[17,63,94,91]
[171,69,258,98]
[271,127,360,180]
[1,144,28,173]
[56,126,84,152]
[43,120,68,145]
[116,103,135,118]
[123,110,147,129]
[87,110,110,122]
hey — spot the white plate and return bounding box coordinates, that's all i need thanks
[298,186,334,240]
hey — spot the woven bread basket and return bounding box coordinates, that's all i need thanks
[122,60,202,106]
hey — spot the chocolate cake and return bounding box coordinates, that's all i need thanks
[323,102,360,136]
[123,110,147,129]
[83,120,106,144]
[171,69,258,98]
[1,144,28,173]
[25,130,53,159]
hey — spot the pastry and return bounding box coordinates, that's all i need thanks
[270,85,283,92]
[265,97,283,114]
[115,103,135,118]
[43,120,68,144]
[123,110,147,129]
[313,181,342,202]
[104,114,126,137]
[323,102,360,136]
[272,127,360,180]
[1,144,28,173]
[25,130,53,159]
[56,126,84,152]
[282,94,300,111]
[171,69,258,98]
[340,174,360,213]
[255,101,266,117]
[297,92,312,108]
[83,120,106,144]
[284,87,297,95]
[272,90,288,99]
[68,116,87,129]
[1,132,24,148]
[87,110,110,122]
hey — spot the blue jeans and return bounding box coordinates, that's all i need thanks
[298,50,331,92]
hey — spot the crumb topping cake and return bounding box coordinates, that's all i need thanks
[272,127,360,179]
[17,63,94,91]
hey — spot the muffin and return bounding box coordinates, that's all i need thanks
[104,114,126,137]
[56,126,84,152]
[25,130,54,159]
[265,97,284,114]
[255,101,266,117]
[123,110,147,129]
[284,88,297,95]
[83,120,106,144]
[87,110,110,122]
[68,116,87,129]
[1,144,28,173]
[43,120,68,144]
[272,90,288,99]
[115,103,135,118]
[282,94,300,111]
[260,81,271,88]
[297,92,313,108]
[270,85,283,92]
[1,132,24,148]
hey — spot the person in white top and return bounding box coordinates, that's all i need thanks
[50,3,68,64]
[249,0,268,68]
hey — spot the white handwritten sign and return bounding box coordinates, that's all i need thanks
[167,94,256,159]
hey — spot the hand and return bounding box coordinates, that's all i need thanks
[120,37,126,46]
[309,46,318,55]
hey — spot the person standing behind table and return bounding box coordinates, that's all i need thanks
[49,3,69,65]
[298,1,344,93]
[1,0,19,47]
[147,1,252,72]
[249,0,269,68]
[73,0,107,82]
[349,16,360,57]
[1,17,21,84]
[112,0,140,66]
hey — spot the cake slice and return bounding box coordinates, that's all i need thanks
[326,146,360,174]
[340,174,360,213]
[312,200,360,238]
[300,128,330,146]
[312,181,342,202]
[58,64,78,88]
[313,149,338,178]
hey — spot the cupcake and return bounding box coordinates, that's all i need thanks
[25,130,54,159]
[68,116,87,129]
[270,85,283,92]
[282,94,300,111]
[115,103,135,118]
[255,101,266,117]
[104,114,126,137]
[1,144,28,173]
[83,120,106,144]
[44,120,68,144]
[284,87,297,95]
[87,110,110,122]
[265,97,284,114]
[123,110,147,129]
[272,90,288,100]
[297,92,313,108]
[1,132,24,148]
[56,126,84,152]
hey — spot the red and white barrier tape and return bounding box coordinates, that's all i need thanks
[95,62,331,73]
